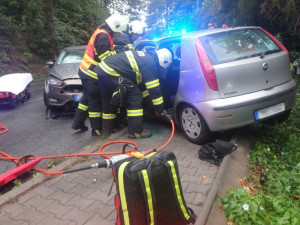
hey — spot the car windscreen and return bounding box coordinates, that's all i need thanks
[199,28,282,65]
[56,49,85,65]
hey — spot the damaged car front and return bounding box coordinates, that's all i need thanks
[44,45,86,112]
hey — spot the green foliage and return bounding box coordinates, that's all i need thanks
[221,189,300,225]
[19,64,29,71]
[145,0,299,54]
[53,0,108,53]
[290,51,300,63]
[146,0,197,37]
[12,179,22,189]
[109,0,143,17]
[0,0,108,60]
[32,173,41,178]
[0,51,10,63]
[260,0,300,34]
[221,77,300,224]
[46,160,56,169]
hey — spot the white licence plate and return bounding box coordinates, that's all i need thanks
[254,103,285,120]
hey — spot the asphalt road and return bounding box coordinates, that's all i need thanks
[0,82,235,177]
[0,82,99,175]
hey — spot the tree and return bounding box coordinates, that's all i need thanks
[45,0,56,60]
[146,0,198,38]
[260,0,300,34]
[108,0,145,20]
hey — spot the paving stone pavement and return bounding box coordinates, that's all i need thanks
[0,121,220,225]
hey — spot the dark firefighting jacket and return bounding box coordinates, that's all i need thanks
[113,33,134,54]
[99,50,165,113]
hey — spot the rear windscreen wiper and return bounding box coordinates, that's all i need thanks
[260,49,281,59]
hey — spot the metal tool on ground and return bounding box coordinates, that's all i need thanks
[0,157,44,187]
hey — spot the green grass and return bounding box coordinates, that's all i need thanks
[221,76,300,225]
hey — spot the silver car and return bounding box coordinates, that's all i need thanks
[138,26,297,144]
[44,45,86,111]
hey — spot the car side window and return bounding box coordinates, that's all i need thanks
[159,41,181,60]
[175,46,181,59]
[158,40,181,74]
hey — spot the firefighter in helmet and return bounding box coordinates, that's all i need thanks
[71,14,129,136]
[112,20,147,130]
[113,20,146,53]
[94,48,173,139]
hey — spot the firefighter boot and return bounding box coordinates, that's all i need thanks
[71,120,88,131]
[128,129,152,139]
[91,129,101,136]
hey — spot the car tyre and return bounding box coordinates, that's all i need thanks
[179,105,212,145]
[27,91,31,100]
[43,91,48,106]
[10,97,18,109]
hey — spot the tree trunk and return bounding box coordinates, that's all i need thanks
[45,0,56,60]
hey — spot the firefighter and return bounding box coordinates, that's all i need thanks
[94,48,173,139]
[71,14,129,136]
[112,20,147,130]
[113,20,146,53]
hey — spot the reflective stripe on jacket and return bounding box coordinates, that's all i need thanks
[80,29,113,80]
[96,50,165,113]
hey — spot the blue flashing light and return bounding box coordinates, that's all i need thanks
[168,30,173,35]
[153,38,158,41]
[181,29,186,34]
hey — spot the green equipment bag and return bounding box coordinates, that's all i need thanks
[112,151,197,225]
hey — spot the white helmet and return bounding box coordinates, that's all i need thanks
[155,48,173,69]
[129,20,146,35]
[105,14,129,33]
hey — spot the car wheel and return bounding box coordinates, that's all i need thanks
[10,97,18,109]
[27,91,31,100]
[43,91,48,106]
[179,105,212,145]
[22,95,26,103]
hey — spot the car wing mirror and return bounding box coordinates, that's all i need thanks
[46,61,54,68]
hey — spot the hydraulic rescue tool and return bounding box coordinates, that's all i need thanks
[1,114,198,224]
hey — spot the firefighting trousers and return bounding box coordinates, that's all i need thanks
[74,78,102,130]
[73,79,88,123]
[97,70,143,134]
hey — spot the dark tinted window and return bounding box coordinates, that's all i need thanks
[200,28,281,64]
[159,40,181,60]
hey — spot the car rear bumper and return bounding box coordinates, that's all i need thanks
[44,79,82,108]
[192,79,297,132]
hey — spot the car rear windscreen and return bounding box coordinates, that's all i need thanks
[199,28,281,65]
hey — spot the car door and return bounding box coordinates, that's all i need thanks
[157,38,182,109]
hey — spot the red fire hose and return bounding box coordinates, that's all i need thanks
[0,116,175,177]
[0,123,8,135]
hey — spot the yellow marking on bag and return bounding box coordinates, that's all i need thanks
[118,162,130,225]
[142,170,154,225]
[167,160,190,220]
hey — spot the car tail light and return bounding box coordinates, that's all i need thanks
[195,38,218,91]
[260,28,288,53]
